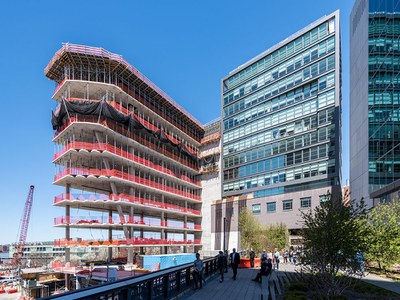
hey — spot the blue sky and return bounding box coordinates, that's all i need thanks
[0,0,354,244]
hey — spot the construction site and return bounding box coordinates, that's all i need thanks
[0,43,222,299]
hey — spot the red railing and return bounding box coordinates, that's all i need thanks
[54,216,201,230]
[201,133,221,144]
[199,148,221,158]
[115,83,202,143]
[47,45,204,140]
[54,116,199,171]
[54,193,202,216]
[54,238,201,247]
[54,169,201,201]
[53,141,200,187]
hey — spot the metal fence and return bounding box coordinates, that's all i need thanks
[42,256,218,300]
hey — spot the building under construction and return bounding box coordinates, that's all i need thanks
[45,44,221,271]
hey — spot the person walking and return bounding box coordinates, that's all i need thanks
[249,249,255,268]
[192,253,203,289]
[224,250,229,273]
[217,251,227,282]
[274,249,280,270]
[283,250,288,264]
[230,248,240,280]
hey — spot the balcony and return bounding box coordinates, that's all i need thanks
[54,216,202,231]
[54,141,200,187]
[54,116,199,172]
[54,238,201,247]
[54,193,202,216]
[54,169,201,201]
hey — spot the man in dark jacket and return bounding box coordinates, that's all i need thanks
[230,248,241,280]
[217,251,227,282]
[249,249,255,268]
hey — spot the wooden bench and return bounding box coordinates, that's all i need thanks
[260,270,300,300]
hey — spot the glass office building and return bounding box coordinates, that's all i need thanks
[350,0,400,206]
[220,11,341,237]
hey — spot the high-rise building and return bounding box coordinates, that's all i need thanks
[219,11,341,247]
[350,0,400,206]
[45,44,219,270]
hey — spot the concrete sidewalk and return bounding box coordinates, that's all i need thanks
[362,272,400,295]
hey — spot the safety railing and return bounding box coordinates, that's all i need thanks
[54,168,201,201]
[54,238,201,247]
[47,47,204,141]
[54,116,199,171]
[201,133,221,144]
[42,256,219,300]
[199,148,221,158]
[53,141,200,187]
[54,193,202,216]
[54,216,201,230]
[63,97,199,156]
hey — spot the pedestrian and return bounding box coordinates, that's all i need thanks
[283,250,288,264]
[274,249,280,270]
[267,250,273,261]
[261,249,267,261]
[224,250,229,273]
[289,249,293,263]
[192,253,203,289]
[252,258,272,283]
[355,251,365,277]
[217,251,227,282]
[230,248,240,280]
[249,249,255,268]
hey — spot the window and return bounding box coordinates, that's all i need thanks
[252,204,261,214]
[283,199,293,211]
[300,197,312,208]
[267,202,276,213]
[319,195,329,203]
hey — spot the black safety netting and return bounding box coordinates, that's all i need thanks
[52,100,198,161]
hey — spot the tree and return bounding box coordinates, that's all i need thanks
[239,208,289,254]
[265,223,289,251]
[299,194,369,297]
[238,208,262,253]
[365,200,400,270]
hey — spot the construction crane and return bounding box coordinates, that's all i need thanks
[15,185,35,265]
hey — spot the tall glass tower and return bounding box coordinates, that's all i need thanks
[350,0,400,206]
[219,11,341,244]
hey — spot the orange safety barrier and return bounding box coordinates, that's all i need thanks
[54,116,199,171]
[54,168,201,201]
[54,141,200,187]
[54,193,202,215]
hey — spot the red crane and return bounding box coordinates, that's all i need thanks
[17,185,35,256]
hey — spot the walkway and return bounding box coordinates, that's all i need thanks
[362,272,400,295]
[182,263,296,300]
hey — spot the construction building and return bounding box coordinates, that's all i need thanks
[219,11,342,248]
[45,44,221,272]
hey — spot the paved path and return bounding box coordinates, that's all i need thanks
[182,262,297,300]
[362,272,400,295]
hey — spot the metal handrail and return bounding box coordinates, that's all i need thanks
[42,256,219,300]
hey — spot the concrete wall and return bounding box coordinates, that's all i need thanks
[350,0,370,206]
[200,139,222,255]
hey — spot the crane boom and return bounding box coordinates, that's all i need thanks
[17,185,34,254]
